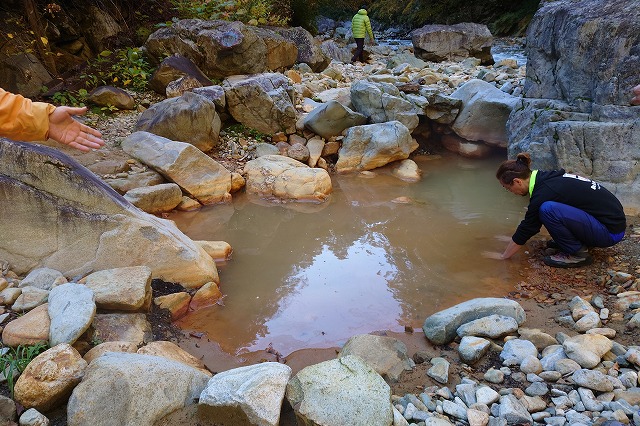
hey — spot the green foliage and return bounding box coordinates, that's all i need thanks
[171,0,289,26]
[290,0,318,33]
[51,89,88,107]
[0,343,49,398]
[317,0,540,36]
[222,123,270,142]
[81,47,152,93]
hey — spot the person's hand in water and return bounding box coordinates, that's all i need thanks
[48,106,105,152]
[482,251,504,260]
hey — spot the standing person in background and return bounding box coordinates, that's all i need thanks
[0,88,104,152]
[483,153,626,268]
[351,5,375,64]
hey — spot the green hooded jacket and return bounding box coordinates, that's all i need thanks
[351,9,374,40]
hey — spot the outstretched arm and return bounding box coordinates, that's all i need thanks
[48,106,105,152]
[0,88,104,152]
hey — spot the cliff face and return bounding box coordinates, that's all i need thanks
[507,0,640,213]
[524,0,640,107]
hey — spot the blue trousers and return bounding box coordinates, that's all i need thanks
[539,201,624,254]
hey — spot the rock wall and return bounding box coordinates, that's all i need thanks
[524,0,640,106]
[508,0,640,213]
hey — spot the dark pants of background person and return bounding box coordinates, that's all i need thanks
[539,201,624,254]
[352,38,365,62]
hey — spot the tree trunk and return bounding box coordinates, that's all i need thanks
[23,0,58,76]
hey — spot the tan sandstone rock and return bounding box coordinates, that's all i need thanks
[83,341,139,364]
[14,343,87,412]
[137,341,211,376]
[1,304,49,347]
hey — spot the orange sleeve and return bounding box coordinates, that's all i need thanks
[0,88,56,141]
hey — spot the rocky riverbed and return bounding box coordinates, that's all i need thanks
[1,36,639,426]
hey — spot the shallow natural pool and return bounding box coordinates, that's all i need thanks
[169,152,533,360]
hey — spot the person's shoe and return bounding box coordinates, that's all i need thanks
[543,250,592,268]
[546,239,560,249]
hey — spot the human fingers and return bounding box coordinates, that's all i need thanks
[77,131,105,148]
[59,105,89,116]
[481,251,503,260]
[80,123,104,141]
[66,140,91,152]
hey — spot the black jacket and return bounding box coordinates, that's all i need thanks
[512,170,627,245]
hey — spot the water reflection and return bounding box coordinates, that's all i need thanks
[171,153,529,357]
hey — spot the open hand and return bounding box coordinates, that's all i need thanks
[481,251,504,260]
[48,106,105,152]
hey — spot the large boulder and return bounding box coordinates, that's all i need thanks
[411,23,493,64]
[148,54,213,96]
[223,73,298,135]
[450,79,520,148]
[336,121,418,173]
[67,352,210,426]
[303,100,367,139]
[243,155,332,203]
[350,80,419,132]
[271,27,330,72]
[508,98,640,211]
[134,91,221,152]
[0,140,218,288]
[121,131,232,205]
[143,19,297,79]
[0,53,52,98]
[286,355,393,426]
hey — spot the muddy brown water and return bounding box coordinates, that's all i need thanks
[168,152,537,370]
